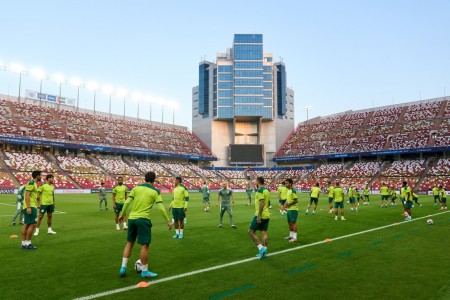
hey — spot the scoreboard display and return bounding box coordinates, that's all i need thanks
[229,144,264,165]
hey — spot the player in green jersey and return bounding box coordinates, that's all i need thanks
[380,183,390,208]
[172,177,189,239]
[11,184,25,225]
[248,177,270,259]
[21,171,42,250]
[432,186,440,206]
[283,178,299,242]
[216,182,236,229]
[333,181,346,221]
[118,171,172,278]
[390,188,398,206]
[363,186,370,205]
[200,182,210,212]
[277,182,288,215]
[348,186,358,212]
[401,181,413,220]
[113,177,129,231]
[327,180,334,214]
[34,174,56,236]
[306,182,320,215]
[439,186,447,210]
[98,182,108,211]
[411,191,423,207]
[245,183,253,206]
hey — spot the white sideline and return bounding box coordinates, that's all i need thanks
[0,202,67,214]
[75,211,449,300]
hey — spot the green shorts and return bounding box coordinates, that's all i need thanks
[381,195,389,200]
[434,195,440,200]
[172,208,185,221]
[328,197,333,203]
[203,197,210,204]
[23,207,37,225]
[334,201,344,209]
[287,210,298,223]
[114,203,124,214]
[310,197,318,204]
[364,195,369,199]
[39,204,54,214]
[99,196,107,201]
[246,192,252,199]
[349,197,355,203]
[279,199,286,205]
[412,196,418,202]
[442,197,447,204]
[405,200,413,209]
[249,216,269,232]
[127,218,152,245]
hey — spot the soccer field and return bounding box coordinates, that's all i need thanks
[1,192,449,300]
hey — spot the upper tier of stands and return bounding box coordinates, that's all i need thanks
[275,98,449,158]
[0,99,213,158]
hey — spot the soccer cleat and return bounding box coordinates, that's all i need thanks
[100,208,102,211]
[402,213,408,217]
[119,266,126,277]
[412,205,414,208]
[434,203,437,206]
[404,216,412,221]
[341,217,346,221]
[19,221,24,225]
[420,204,423,207]
[173,234,179,239]
[27,244,37,250]
[289,239,297,243]
[256,246,267,259]
[334,216,338,221]
[105,208,108,210]
[34,229,39,236]
[123,226,128,231]
[20,245,27,250]
[47,229,57,234]
[284,236,292,240]
[141,270,158,278]
[116,224,120,231]
[355,209,358,212]
[178,234,184,239]
[231,225,237,229]
[218,224,222,228]
[312,210,315,215]
[11,222,16,226]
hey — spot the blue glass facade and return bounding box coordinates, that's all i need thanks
[276,64,287,116]
[198,63,210,116]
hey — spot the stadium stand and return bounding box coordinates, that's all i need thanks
[4,151,58,172]
[0,172,15,188]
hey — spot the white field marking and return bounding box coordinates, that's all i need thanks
[75,210,449,300]
[1,215,14,217]
[0,203,67,214]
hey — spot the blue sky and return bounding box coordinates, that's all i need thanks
[0,0,449,129]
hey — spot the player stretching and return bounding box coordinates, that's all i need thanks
[21,171,41,250]
[411,191,423,207]
[402,181,413,220]
[363,186,370,205]
[349,186,358,212]
[98,182,108,211]
[439,186,448,210]
[118,171,172,278]
[245,184,253,206]
[306,182,320,215]
[34,174,56,236]
[380,183,389,208]
[113,177,129,230]
[284,178,298,242]
[216,182,236,229]
[200,182,210,212]
[11,184,25,225]
[432,185,440,206]
[327,180,334,214]
[333,181,345,221]
[172,177,189,239]
[277,182,287,215]
[248,177,270,259]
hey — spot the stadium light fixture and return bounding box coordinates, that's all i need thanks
[303,105,313,124]
[102,84,114,116]
[132,92,143,120]
[116,88,128,119]
[53,74,66,109]
[87,81,99,114]
[144,94,157,122]
[10,63,26,101]
[70,77,83,112]
[31,68,47,98]
[168,101,179,125]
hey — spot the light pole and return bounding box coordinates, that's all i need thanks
[31,69,47,104]
[303,105,313,124]
[116,88,128,120]
[102,84,114,116]
[53,74,65,110]
[11,64,26,102]
[169,101,178,125]
[87,81,99,114]
[132,92,142,120]
[70,78,82,112]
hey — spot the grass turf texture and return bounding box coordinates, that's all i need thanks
[1,193,449,300]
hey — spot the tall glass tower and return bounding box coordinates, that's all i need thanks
[193,34,294,166]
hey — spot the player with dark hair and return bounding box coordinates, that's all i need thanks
[283,178,298,242]
[34,174,56,236]
[248,176,270,259]
[402,181,413,220]
[20,170,42,250]
[333,181,345,221]
[200,181,210,212]
[172,176,189,239]
[439,185,447,210]
[11,184,25,225]
[98,182,108,211]
[113,176,128,230]
[327,180,334,214]
[245,183,253,206]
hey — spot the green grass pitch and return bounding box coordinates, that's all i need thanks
[1,192,449,300]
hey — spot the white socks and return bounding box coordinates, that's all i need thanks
[142,264,148,272]
[180,229,184,235]
[257,244,263,250]
[121,258,128,267]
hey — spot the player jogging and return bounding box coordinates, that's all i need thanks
[333,181,345,221]
[402,181,413,220]
[439,186,447,210]
[20,171,41,250]
[200,182,210,212]
[277,182,287,215]
[113,177,129,230]
[216,182,236,229]
[412,191,423,207]
[11,184,25,225]
[118,171,172,278]
[245,184,253,206]
[248,177,270,259]
[363,186,370,205]
[98,182,108,211]
[283,178,298,242]
[432,185,440,206]
[327,180,334,214]
[172,177,189,239]
[306,182,320,215]
[34,174,56,236]
[380,183,389,208]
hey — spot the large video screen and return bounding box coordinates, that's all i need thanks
[229,144,264,165]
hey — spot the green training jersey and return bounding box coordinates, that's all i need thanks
[218,188,233,205]
[25,180,38,208]
[122,183,164,221]
[112,184,128,204]
[380,186,389,196]
[200,185,209,198]
[333,187,344,202]
[348,187,355,197]
[432,187,439,195]
[277,185,288,199]
[401,186,412,200]
[254,186,270,219]
[440,189,447,198]
[173,184,189,208]
[310,186,320,198]
[99,187,107,197]
[364,187,370,195]
[327,185,334,198]
[286,188,298,211]
[38,183,54,205]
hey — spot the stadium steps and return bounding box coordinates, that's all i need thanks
[367,160,391,187]
[0,150,20,186]
[414,157,437,191]
[122,157,143,174]
[43,152,82,189]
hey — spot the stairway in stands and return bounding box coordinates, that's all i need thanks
[43,152,82,188]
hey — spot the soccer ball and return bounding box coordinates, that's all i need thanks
[135,259,143,273]
[426,219,434,225]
